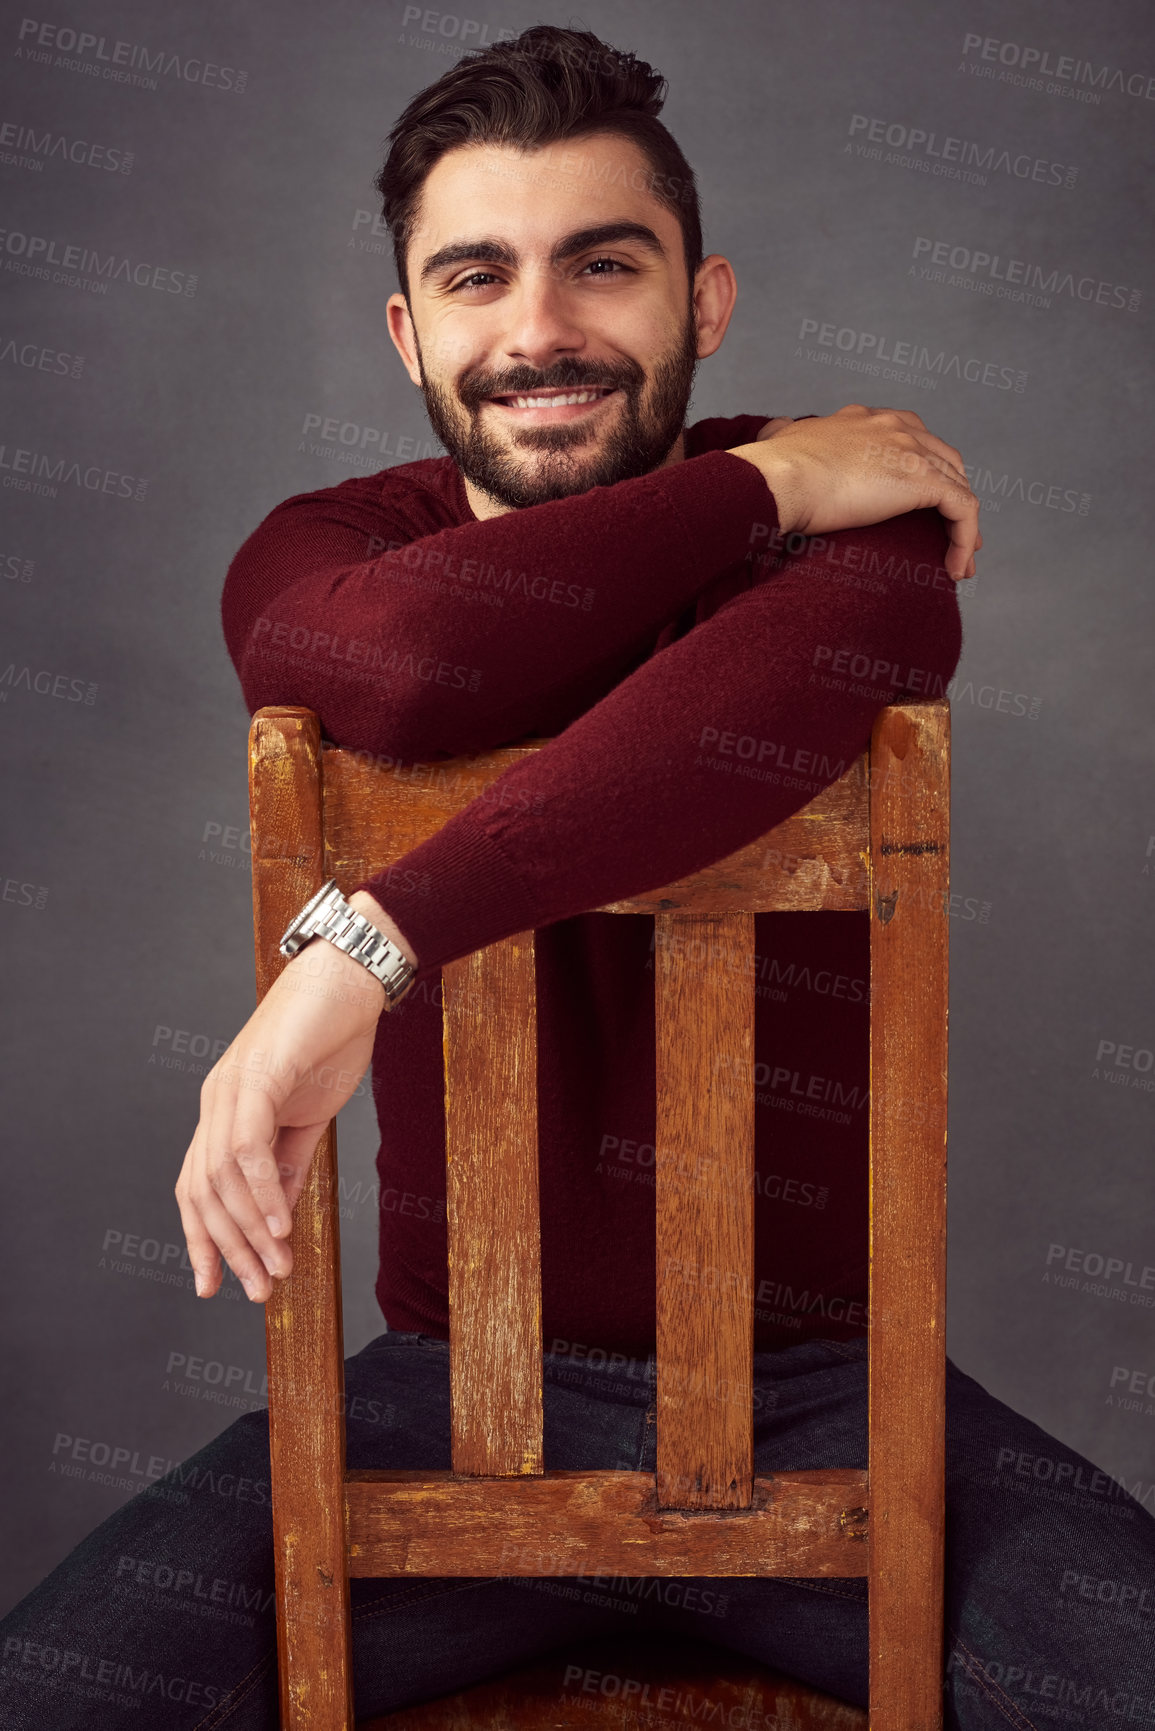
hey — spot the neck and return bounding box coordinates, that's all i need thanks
[463,428,688,521]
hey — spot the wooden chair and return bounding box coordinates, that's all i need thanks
[247,698,950,1731]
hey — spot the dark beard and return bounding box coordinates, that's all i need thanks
[413,305,700,510]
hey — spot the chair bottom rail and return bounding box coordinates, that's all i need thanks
[343,1467,870,1577]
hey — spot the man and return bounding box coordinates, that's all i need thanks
[2,24,1151,1731]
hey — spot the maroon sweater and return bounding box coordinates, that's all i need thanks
[222,414,962,1356]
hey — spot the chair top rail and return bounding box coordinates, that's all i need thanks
[309,731,878,915]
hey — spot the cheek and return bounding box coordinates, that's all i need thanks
[425,318,486,377]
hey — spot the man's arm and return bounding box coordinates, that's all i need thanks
[221,434,776,762]
[349,503,962,977]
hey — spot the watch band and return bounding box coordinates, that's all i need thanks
[279,879,416,1009]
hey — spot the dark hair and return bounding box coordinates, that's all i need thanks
[376,24,703,302]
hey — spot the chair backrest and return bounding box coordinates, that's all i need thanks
[248,698,950,1731]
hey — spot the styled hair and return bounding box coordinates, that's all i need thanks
[375,24,704,301]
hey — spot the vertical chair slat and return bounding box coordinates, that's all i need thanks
[443,933,544,1476]
[249,708,355,1731]
[654,911,756,1510]
[866,701,950,1731]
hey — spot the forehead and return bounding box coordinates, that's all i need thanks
[409,133,680,261]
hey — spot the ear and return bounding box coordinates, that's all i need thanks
[691,254,739,360]
[387,294,423,388]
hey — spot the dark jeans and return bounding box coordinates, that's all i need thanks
[2,1331,1153,1729]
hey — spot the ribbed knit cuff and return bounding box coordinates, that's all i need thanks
[352,807,535,984]
[662,449,780,569]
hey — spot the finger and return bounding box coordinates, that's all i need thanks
[874,444,979,576]
[174,1178,224,1298]
[871,435,971,500]
[911,428,966,480]
[201,1055,292,1275]
[919,461,980,578]
[230,1081,293,1239]
[193,1186,281,1303]
[175,1120,225,1297]
[205,1144,292,1282]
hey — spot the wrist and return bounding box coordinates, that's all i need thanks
[279,937,387,1019]
[347,890,419,972]
[727,441,803,535]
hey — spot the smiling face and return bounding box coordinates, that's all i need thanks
[386,132,737,516]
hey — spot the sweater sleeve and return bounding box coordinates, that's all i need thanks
[222,439,775,761]
[354,507,963,983]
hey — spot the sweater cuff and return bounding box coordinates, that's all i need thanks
[352,807,536,985]
[663,449,779,566]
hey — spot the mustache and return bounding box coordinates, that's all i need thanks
[457,360,644,408]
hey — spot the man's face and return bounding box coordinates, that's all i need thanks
[390,134,706,511]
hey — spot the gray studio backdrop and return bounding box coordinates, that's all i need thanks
[2,0,1153,1612]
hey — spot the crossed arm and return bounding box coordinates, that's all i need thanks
[178,405,979,1301]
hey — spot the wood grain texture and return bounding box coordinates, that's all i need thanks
[251,701,950,1730]
[654,913,755,1511]
[345,1469,869,1577]
[442,936,543,1477]
[321,743,869,914]
[250,707,355,1731]
[867,699,949,1731]
[355,1631,867,1730]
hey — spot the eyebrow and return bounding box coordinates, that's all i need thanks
[418,222,667,286]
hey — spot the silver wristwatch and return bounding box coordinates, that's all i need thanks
[279,879,416,1009]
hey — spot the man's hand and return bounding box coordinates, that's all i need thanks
[175,892,411,1303]
[731,404,982,580]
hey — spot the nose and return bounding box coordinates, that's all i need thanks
[497,269,587,376]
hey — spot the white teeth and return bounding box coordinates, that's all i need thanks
[504,390,610,409]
